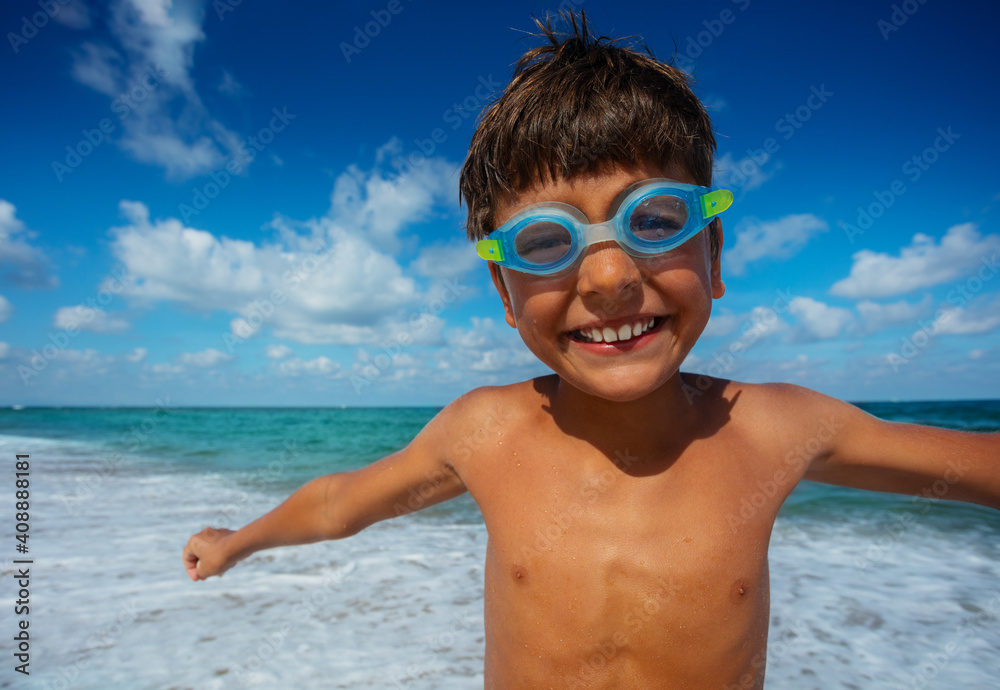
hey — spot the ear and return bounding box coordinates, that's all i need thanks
[710,219,726,299]
[489,262,518,328]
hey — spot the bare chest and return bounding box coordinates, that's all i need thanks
[464,438,777,687]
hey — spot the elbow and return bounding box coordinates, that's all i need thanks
[311,474,366,541]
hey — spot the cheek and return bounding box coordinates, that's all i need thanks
[506,274,571,324]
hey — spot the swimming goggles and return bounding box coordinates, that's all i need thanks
[475,179,733,275]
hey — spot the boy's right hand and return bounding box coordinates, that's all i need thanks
[183,527,238,581]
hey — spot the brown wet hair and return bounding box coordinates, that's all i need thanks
[459,10,720,262]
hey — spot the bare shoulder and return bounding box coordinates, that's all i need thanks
[423,376,553,468]
[680,374,867,454]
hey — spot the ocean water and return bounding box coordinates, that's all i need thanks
[0,401,998,689]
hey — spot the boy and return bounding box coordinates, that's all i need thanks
[183,13,1000,688]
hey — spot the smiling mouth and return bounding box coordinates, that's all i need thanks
[568,316,664,344]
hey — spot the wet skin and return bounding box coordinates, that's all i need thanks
[183,164,1000,688]
[452,166,778,686]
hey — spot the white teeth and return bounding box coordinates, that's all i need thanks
[576,317,658,344]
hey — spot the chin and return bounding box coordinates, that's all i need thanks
[563,370,676,403]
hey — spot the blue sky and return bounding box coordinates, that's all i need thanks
[1,0,998,406]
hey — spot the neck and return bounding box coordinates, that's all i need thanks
[545,372,713,467]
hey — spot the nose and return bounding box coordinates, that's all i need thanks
[575,241,642,303]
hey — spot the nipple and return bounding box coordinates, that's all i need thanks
[511,564,529,585]
[730,578,751,603]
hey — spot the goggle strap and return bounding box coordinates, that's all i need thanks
[476,238,504,262]
[700,189,734,219]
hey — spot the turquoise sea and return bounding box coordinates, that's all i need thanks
[0,401,998,688]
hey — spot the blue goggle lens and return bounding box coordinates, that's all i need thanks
[627,194,689,245]
[513,221,573,266]
[475,181,733,275]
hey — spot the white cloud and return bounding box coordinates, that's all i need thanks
[734,305,788,347]
[0,342,8,359]
[788,297,853,341]
[217,69,245,97]
[830,223,1000,299]
[329,147,458,249]
[933,296,1000,335]
[411,242,479,279]
[0,200,57,289]
[702,311,740,338]
[265,344,294,359]
[697,306,790,369]
[125,347,147,363]
[109,153,458,346]
[113,203,415,323]
[724,214,828,276]
[855,295,933,335]
[714,152,773,194]
[177,348,232,367]
[53,306,131,334]
[71,43,123,96]
[0,295,10,323]
[701,94,728,111]
[68,0,247,179]
[51,0,92,29]
[277,356,339,377]
[443,317,545,375]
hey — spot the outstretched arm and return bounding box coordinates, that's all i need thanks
[182,403,468,581]
[785,385,1000,510]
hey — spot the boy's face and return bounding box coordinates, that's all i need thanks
[489,162,725,402]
